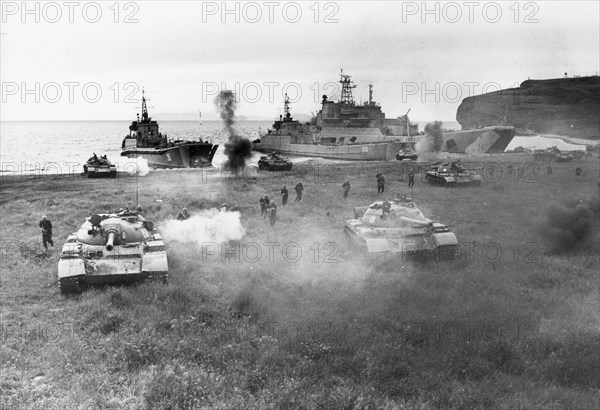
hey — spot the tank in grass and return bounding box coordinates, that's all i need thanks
[58,210,168,294]
[425,160,481,187]
[344,197,458,259]
[257,152,293,171]
[83,154,117,178]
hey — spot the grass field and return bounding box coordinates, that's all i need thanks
[1,153,599,409]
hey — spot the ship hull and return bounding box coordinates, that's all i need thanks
[121,143,218,168]
[252,141,404,161]
[441,126,515,154]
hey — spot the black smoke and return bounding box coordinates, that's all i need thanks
[415,121,444,153]
[424,121,444,152]
[538,197,600,253]
[214,90,252,171]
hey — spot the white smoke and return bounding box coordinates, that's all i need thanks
[160,209,245,244]
[125,157,150,176]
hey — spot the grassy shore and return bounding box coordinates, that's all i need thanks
[1,153,599,409]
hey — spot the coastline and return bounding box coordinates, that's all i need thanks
[516,133,599,147]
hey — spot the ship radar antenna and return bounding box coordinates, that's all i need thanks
[339,68,356,106]
[283,93,291,118]
[368,84,373,105]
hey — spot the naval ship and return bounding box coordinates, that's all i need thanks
[121,91,218,168]
[253,70,515,159]
[252,70,417,161]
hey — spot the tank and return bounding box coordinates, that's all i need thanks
[344,197,458,259]
[58,211,168,294]
[533,146,574,162]
[396,148,418,161]
[258,152,293,171]
[425,160,481,186]
[83,154,117,178]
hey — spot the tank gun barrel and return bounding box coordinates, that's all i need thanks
[105,228,120,251]
[399,216,431,227]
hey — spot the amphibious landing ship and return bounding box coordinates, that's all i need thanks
[253,70,514,159]
[252,70,417,161]
[121,91,218,168]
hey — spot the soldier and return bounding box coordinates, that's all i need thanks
[135,204,144,214]
[575,167,582,176]
[267,201,277,226]
[260,195,270,218]
[281,186,288,205]
[220,203,229,212]
[342,180,350,199]
[294,181,304,202]
[39,215,54,250]
[408,169,415,187]
[177,208,190,221]
[376,172,385,194]
[547,165,553,175]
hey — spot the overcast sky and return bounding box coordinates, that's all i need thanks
[1,1,598,121]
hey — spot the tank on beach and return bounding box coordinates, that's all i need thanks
[83,154,117,178]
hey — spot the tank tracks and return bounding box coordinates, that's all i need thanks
[425,174,481,187]
[59,276,83,295]
[147,272,169,284]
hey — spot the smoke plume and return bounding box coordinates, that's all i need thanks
[214,90,252,171]
[125,157,150,176]
[160,208,245,245]
[538,198,599,253]
[416,121,444,153]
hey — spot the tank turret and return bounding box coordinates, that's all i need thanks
[58,211,168,294]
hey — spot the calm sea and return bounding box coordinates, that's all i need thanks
[0,120,584,175]
[0,120,271,175]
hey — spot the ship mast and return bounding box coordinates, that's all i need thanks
[141,89,149,122]
[339,69,356,106]
[283,93,291,118]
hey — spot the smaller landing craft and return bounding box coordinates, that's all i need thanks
[425,160,482,187]
[344,197,458,258]
[58,210,168,294]
[257,152,293,171]
[83,154,117,178]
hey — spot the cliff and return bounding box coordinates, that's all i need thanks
[456,76,600,139]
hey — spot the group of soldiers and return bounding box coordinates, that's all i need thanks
[176,203,230,221]
[257,181,304,227]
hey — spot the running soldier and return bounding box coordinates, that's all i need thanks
[39,215,54,250]
[342,180,350,199]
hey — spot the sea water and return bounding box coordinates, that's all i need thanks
[0,120,586,176]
